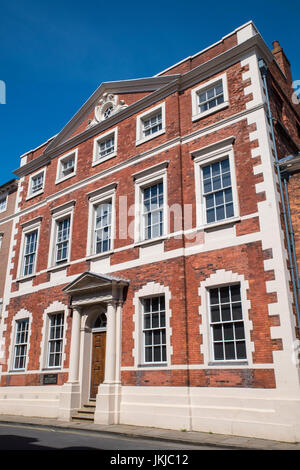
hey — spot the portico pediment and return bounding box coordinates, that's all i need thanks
[63,271,129,306]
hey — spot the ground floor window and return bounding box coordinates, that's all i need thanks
[208,284,246,361]
[142,296,166,363]
[47,313,64,367]
[13,318,29,370]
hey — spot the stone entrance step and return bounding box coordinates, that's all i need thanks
[71,399,96,422]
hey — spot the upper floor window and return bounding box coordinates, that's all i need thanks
[136,103,166,146]
[193,137,238,228]
[48,201,75,269]
[93,128,117,166]
[198,82,224,113]
[202,157,234,224]
[142,182,164,240]
[0,195,7,213]
[208,284,246,361]
[87,183,116,258]
[56,150,78,183]
[192,73,228,121]
[55,217,70,264]
[23,230,38,276]
[142,112,162,138]
[27,169,46,198]
[18,217,41,279]
[134,162,168,243]
[94,201,112,254]
[32,173,44,193]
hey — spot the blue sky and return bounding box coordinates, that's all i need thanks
[0,0,298,186]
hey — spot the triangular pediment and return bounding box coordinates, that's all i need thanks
[63,271,129,295]
[44,75,179,156]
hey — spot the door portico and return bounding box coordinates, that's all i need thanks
[58,272,129,424]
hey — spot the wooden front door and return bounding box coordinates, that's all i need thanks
[90,331,106,398]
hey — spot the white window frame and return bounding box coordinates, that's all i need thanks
[132,282,173,368]
[0,194,7,213]
[92,127,118,166]
[198,270,253,367]
[17,218,42,279]
[142,295,167,364]
[27,167,46,199]
[191,73,228,121]
[136,102,166,146]
[48,201,75,268]
[39,301,68,371]
[46,312,65,369]
[86,183,116,258]
[13,318,30,371]
[193,137,239,230]
[9,309,33,372]
[207,284,247,362]
[133,163,168,244]
[55,149,78,184]
[0,233,3,250]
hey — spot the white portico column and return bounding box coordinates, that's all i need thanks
[115,300,123,385]
[94,299,123,425]
[68,306,82,383]
[103,300,117,384]
[58,305,82,421]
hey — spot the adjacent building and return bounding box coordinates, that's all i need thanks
[0,21,300,442]
[0,179,18,316]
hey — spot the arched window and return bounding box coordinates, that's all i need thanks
[93,313,107,329]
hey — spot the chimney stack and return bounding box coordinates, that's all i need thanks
[272,40,293,87]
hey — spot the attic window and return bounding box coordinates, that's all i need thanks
[191,73,229,121]
[92,128,118,166]
[136,103,166,146]
[56,149,78,184]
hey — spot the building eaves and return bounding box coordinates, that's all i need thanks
[0,178,18,194]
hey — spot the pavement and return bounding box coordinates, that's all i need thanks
[0,414,299,450]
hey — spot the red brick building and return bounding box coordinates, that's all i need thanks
[0,21,300,441]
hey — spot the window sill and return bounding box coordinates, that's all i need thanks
[192,102,229,122]
[86,250,112,261]
[208,361,248,366]
[55,173,76,185]
[138,363,168,368]
[47,262,70,273]
[26,189,44,201]
[134,235,167,248]
[16,273,36,283]
[136,128,165,147]
[92,153,116,167]
[200,216,241,232]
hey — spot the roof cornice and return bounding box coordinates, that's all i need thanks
[180,34,273,91]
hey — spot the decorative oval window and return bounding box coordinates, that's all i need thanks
[103,104,114,120]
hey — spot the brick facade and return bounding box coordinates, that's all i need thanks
[0,21,300,442]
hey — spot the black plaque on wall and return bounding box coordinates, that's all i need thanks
[42,374,58,385]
